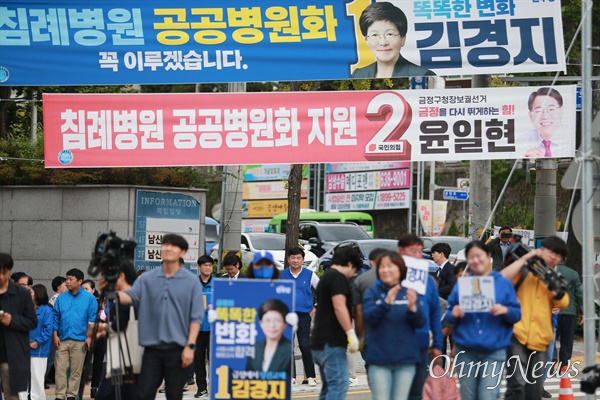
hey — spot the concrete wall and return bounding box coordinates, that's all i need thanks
[0,186,206,291]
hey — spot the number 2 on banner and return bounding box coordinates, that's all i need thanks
[364,92,412,161]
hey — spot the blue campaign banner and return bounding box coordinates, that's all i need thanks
[0,0,565,85]
[134,190,201,271]
[210,279,295,400]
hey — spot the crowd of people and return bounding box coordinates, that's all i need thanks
[0,228,585,400]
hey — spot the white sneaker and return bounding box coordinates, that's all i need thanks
[292,378,296,385]
[307,377,317,386]
[349,377,358,387]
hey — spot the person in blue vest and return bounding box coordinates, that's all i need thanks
[194,255,214,399]
[280,247,319,386]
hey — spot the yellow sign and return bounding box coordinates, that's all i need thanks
[242,199,308,218]
[242,180,308,200]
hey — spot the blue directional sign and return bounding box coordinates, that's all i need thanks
[443,190,469,201]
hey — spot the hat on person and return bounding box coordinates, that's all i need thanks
[252,250,275,265]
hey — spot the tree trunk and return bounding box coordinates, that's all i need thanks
[0,86,11,140]
[284,164,304,268]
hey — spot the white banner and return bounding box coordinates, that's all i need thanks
[401,256,431,295]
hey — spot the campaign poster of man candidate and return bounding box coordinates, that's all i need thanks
[210,280,295,400]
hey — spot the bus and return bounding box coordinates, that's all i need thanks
[268,210,375,238]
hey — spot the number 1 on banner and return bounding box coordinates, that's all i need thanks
[364,92,412,161]
[214,365,231,399]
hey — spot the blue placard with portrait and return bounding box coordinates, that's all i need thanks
[1,0,566,85]
[210,279,295,400]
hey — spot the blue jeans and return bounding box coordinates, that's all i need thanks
[312,344,348,400]
[455,346,506,400]
[368,363,416,400]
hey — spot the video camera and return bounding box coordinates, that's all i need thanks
[89,231,137,289]
[581,364,600,394]
[507,235,571,300]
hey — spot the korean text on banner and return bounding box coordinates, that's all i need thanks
[134,190,201,271]
[432,200,448,236]
[1,1,565,85]
[458,276,496,312]
[210,279,295,400]
[401,256,431,295]
[43,86,577,168]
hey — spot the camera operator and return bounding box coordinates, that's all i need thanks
[501,236,570,400]
[94,260,138,400]
[116,234,204,400]
[488,226,513,271]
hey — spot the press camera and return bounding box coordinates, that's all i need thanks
[89,231,137,288]
[507,235,571,300]
[581,364,600,394]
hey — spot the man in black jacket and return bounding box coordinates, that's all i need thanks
[431,243,456,300]
[0,253,38,399]
[488,227,513,271]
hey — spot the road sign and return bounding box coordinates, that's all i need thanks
[457,178,470,191]
[443,190,469,201]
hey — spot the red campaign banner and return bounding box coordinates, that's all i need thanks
[42,86,577,168]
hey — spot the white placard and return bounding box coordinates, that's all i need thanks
[458,276,496,313]
[401,256,430,295]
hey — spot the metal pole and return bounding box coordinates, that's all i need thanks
[408,162,413,233]
[533,159,558,238]
[217,171,226,273]
[580,0,596,393]
[415,161,421,235]
[30,92,37,143]
[315,164,321,211]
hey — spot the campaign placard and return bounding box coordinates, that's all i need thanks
[401,256,431,295]
[458,276,496,312]
[43,86,577,168]
[210,279,295,400]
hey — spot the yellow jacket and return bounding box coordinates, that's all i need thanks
[512,272,569,351]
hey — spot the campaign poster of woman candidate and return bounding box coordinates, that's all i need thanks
[210,280,295,400]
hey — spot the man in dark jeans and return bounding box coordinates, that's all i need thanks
[194,255,214,398]
[118,234,204,400]
[280,247,319,386]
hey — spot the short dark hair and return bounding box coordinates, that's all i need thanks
[51,276,66,292]
[121,260,137,286]
[10,271,27,284]
[454,261,468,277]
[465,241,491,258]
[223,254,241,268]
[288,247,305,258]
[331,246,363,270]
[258,298,289,321]
[375,251,407,282]
[499,226,512,233]
[397,234,423,249]
[82,279,96,290]
[541,236,568,259]
[368,247,388,261]
[528,87,563,110]
[359,1,408,37]
[431,243,451,259]
[27,276,33,286]
[0,253,14,271]
[162,234,189,252]
[65,268,84,282]
[197,255,214,265]
[32,284,49,306]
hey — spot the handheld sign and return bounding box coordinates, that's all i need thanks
[401,256,431,295]
[458,276,496,313]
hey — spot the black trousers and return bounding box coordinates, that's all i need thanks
[557,314,577,370]
[194,331,210,391]
[293,313,316,380]
[138,346,187,400]
[505,336,547,400]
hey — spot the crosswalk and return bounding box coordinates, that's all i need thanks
[493,377,584,399]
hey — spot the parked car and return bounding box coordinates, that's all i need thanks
[205,217,219,255]
[420,236,469,263]
[299,221,370,257]
[319,239,399,270]
[210,232,319,270]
